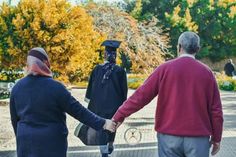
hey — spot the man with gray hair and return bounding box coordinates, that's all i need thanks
[113,31,223,157]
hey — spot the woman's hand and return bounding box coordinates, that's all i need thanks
[103,119,117,132]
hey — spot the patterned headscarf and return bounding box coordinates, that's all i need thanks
[26,47,52,77]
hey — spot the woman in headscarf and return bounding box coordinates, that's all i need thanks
[10,47,116,157]
[85,40,128,157]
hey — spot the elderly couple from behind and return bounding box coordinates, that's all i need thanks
[10,31,223,157]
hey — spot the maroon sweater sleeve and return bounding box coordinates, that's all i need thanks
[211,76,224,142]
[113,68,161,122]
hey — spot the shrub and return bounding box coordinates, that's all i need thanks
[0,69,24,82]
[0,89,10,99]
[127,74,147,89]
[216,74,236,91]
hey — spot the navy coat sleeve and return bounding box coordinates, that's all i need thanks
[59,85,106,131]
[10,92,19,135]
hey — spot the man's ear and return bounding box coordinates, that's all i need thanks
[177,44,181,54]
[196,46,200,53]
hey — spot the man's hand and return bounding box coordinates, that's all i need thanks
[103,119,117,132]
[112,119,122,130]
[211,142,220,156]
[115,122,122,130]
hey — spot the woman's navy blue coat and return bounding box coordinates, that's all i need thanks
[10,75,105,157]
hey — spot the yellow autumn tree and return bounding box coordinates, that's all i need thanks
[0,0,105,82]
[86,3,170,74]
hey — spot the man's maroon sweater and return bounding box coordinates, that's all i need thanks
[113,56,223,142]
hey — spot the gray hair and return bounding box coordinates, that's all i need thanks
[178,31,200,54]
[228,59,233,63]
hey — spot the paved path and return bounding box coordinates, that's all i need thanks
[0,89,236,157]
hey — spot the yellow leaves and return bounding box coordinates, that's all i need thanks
[208,0,215,10]
[166,5,182,26]
[51,35,62,43]
[66,33,106,81]
[18,0,37,18]
[0,73,7,81]
[165,5,198,32]
[131,0,142,18]
[0,0,106,82]
[56,75,70,84]
[187,0,197,7]
[7,47,22,57]
[218,0,235,8]
[218,1,227,8]
[12,14,25,30]
[7,37,14,48]
[216,0,236,18]
[185,8,192,23]
[0,3,11,17]
[36,31,44,39]
[209,0,215,5]
[165,12,170,19]
[184,8,198,32]
[51,46,64,54]
[0,16,7,31]
[30,17,41,31]
[116,57,122,65]
[166,5,198,32]
[229,5,236,18]
[7,49,16,56]
[174,4,181,14]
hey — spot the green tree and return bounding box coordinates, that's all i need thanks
[130,0,142,19]
[141,0,236,61]
[122,0,136,13]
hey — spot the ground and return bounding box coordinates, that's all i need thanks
[0,89,235,157]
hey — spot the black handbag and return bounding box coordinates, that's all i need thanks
[74,123,109,146]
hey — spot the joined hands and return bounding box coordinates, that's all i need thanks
[103,119,122,132]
